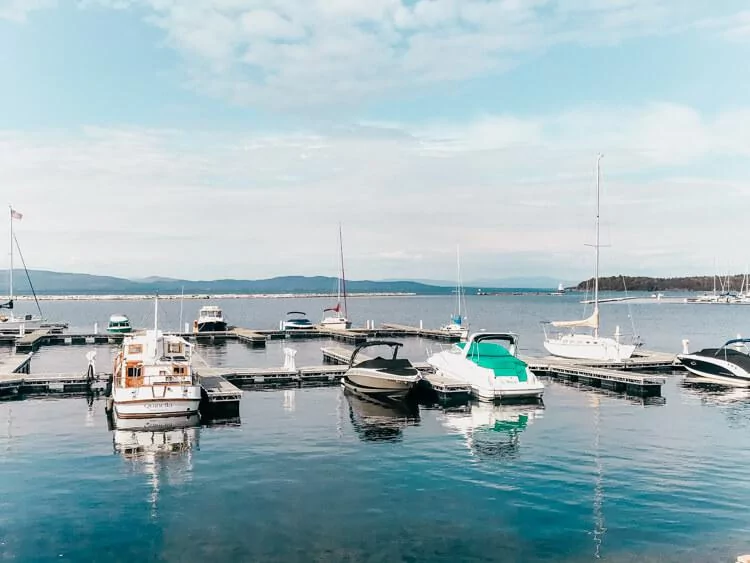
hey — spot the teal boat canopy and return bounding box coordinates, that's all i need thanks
[456,341,529,381]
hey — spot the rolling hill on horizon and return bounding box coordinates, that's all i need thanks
[1,269,518,296]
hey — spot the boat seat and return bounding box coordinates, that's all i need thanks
[462,342,529,381]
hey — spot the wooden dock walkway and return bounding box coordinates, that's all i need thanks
[15,329,51,353]
[320,346,432,371]
[379,323,461,342]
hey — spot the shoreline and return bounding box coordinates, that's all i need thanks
[5,292,418,301]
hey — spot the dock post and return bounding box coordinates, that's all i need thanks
[283,347,297,371]
[184,322,189,333]
[420,320,423,330]
[93,322,98,335]
[681,339,690,354]
[18,323,24,336]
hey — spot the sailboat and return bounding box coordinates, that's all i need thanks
[0,206,45,331]
[440,245,468,340]
[542,155,637,362]
[321,223,351,329]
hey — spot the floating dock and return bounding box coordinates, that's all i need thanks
[379,323,461,342]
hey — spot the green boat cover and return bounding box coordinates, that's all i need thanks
[456,341,529,382]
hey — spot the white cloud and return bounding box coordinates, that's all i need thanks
[1,102,749,280]
[53,0,746,108]
[0,0,56,22]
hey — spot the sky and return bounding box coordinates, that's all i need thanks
[0,0,749,282]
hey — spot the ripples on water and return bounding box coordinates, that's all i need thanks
[4,296,750,561]
[2,378,750,562]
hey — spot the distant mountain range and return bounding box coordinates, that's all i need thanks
[1,269,548,296]
[381,276,566,289]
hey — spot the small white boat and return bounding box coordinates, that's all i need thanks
[283,311,314,331]
[112,298,201,419]
[341,341,421,400]
[107,314,132,334]
[321,224,352,329]
[194,305,227,333]
[542,155,638,362]
[427,332,544,401]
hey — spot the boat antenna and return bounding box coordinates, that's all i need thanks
[593,154,602,339]
[12,232,43,318]
[179,285,184,332]
[339,222,348,319]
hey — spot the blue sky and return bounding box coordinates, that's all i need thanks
[1,1,749,281]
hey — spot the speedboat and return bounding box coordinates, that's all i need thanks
[542,155,638,362]
[112,298,201,418]
[427,332,544,401]
[283,311,314,331]
[341,340,421,400]
[194,305,227,332]
[107,314,132,333]
[677,338,750,387]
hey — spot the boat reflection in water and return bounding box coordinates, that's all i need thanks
[439,401,544,460]
[112,414,200,515]
[343,388,420,442]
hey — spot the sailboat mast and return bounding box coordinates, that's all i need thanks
[456,245,461,318]
[594,154,602,339]
[153,295,158,331]
[338,223,348,319]
[8,205,13,303]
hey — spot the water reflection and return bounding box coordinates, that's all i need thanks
[343,389,420,442]
[112,415,200,516]
[439,401,544,460]
[680,378,750,428]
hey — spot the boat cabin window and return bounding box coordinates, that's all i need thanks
[167,342,183,355]
[173,365,187,376]
[159,370,167,376]
[127,344,143,355]
[126,365,142,378]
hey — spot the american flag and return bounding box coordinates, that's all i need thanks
[10,208,22,220]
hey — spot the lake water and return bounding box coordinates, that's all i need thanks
[3,295,750,562]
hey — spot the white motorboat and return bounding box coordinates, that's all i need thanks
[341,340,421,400]
[427,332,544,401]
[439,245,469,340]
[677,338,750,387]
[283,311,314,331]
[194,305,227,333]
[550,283,566,296]
[542,155,638,362]
[112,298,201,419]
[321,223,352,329]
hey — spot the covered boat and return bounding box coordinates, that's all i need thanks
[427,332,544,401]
[342,341,421,400]
[677,339,750,387]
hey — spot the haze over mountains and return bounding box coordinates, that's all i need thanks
[3,270,558,296]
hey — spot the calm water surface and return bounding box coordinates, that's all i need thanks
[2,296,750,561]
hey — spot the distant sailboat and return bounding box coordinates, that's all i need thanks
[542,155,637,362]
[0,206,46,331]
[551,282,566,296]
[440,245,468,340]
[321,223,351,329]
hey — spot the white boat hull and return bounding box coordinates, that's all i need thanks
[543,335,636,362]
[113,386,201,419]
[321,317,351,330]
[427,352,544,402]
[342,369,419,399]
[0,317,44,331]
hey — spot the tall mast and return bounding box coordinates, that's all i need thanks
[456,245,461,318]
[153,294,158,331]
[338,223,348,319]
[8,205,13,303]
[594,154,602,339]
